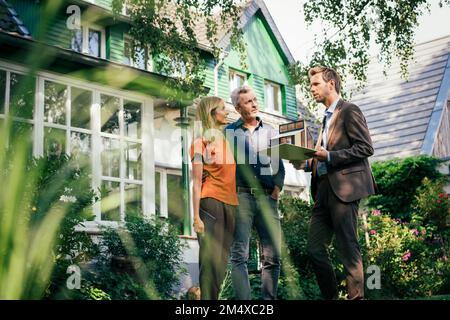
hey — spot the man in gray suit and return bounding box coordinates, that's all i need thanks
[292,66,376,300]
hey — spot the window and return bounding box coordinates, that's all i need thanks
[42,81,93,164]
[123,36,152,71]
[71,25,106,59]
[9,72,36,144]
[229,69,247,94]
[100,93,143,221]
[0,65,148,224]
[155,167,187,235]
[264,81,282,114]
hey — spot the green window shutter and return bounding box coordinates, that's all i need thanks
[217,64,229,101]
[108,25,125,64]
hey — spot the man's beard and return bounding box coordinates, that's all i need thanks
[315,96,325,104]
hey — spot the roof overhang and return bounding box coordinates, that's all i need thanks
[0,31,207,106]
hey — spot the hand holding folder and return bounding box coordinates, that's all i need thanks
[259,143,316,161]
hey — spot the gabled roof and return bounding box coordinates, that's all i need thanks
[194,0,295,64]
[0,0,31,37]
[348,36,450,161]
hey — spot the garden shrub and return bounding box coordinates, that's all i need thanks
[16,154,100,299]
[411,177,450,230]
[361,210,446,298]
[87,215,188,300]
[278,195,322,299]
[278,192,448,299]
[368,155,444,220]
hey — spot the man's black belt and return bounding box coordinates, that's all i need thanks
[237,186,273,195]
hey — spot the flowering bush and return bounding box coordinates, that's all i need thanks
[412,177,450,230]
[360,210,446,298]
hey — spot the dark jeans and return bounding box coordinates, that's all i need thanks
[198,197,236,300]
[230,192,281,300]
[307,175,364,300]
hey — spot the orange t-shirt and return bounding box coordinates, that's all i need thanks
[190,137,238,206]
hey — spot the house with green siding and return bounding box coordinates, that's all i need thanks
[0,0,309,292]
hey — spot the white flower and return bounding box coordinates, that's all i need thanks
[60,195,77,203]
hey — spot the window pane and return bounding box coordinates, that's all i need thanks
[123,37,132,66]
[265,83,272,111]
[101,94,120,134]
[237,74,245,87]
[229,71,246,93]
[71,29,83,53]
[167,174,184,234]
[125,141,142,180]
[134,47,146,70]
[229,72,235,92]
[12,121,33,146]
[274,85,280,112]
[101,137,120,177]
[44,81,67,124]
[70,131,91,170]
[125,183,142,217]
[71,87,92,129]
[10,73,35,119]
[0,70,5,114]
[44,127,66,157]
[155,171,160,215]
[265,82,281,113]
[101,180,121,221]
[88,29,101,57]
[124,100,142,139]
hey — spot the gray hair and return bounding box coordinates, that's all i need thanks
[230,85,253,107]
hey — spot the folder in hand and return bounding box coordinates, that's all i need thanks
[259,143,316,161]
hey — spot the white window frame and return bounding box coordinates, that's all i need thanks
[71,23,106,59]
[0,61,155,229]
[229,69,248,95]
[123,35,153,71]
[264,80,282,115]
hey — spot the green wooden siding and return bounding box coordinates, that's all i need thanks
[284,85,297,120]
[8,0,40,37]
[222,13,297,119]
[224,14,290,85]
[202,55,215,92]
[249,74,265,109]
[7,0,297,119]
[46,13,73,49]
[216,64,229,101]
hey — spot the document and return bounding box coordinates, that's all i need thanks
[259,143,316,161]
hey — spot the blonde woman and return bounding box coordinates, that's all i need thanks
[190,96,238,300]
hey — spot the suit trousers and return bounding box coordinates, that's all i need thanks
[307,175,364,300]
[198,197,236,300]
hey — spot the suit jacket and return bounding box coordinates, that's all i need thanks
[309,99,376,203]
